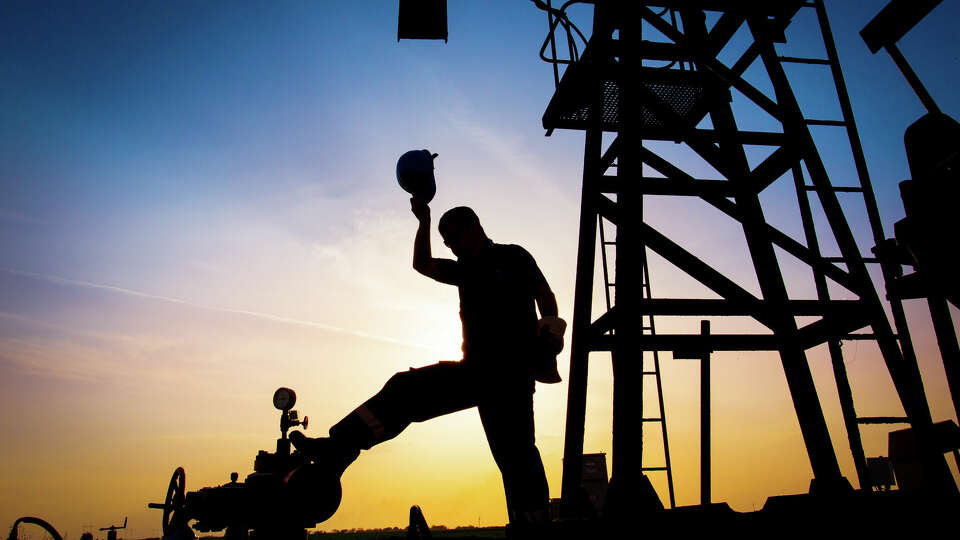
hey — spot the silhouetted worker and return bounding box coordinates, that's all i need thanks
[291,197,566,528]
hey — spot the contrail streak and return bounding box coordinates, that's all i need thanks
[1,267,441,352]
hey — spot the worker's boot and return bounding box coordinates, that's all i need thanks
[289,431,359,476]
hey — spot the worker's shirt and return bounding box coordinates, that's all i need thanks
[453,241,546,374]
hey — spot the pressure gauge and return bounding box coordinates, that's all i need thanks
[273,387,297,411]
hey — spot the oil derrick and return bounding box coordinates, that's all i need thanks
[535,0,958,516]
[862,0,960,429]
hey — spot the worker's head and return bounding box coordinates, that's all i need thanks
[438,206,487,258]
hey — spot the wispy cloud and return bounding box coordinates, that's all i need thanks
[0,267,442,353]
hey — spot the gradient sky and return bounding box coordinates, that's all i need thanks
[2,1,959,538]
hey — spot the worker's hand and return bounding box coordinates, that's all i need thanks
[534,316,566,384]
[537,316,567,354]
[410,197,430,223]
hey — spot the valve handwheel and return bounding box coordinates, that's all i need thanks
[148,467,187,536]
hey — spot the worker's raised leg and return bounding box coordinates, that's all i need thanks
[291,361,478,474]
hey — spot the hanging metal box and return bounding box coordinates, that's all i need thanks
[398,0,448,42]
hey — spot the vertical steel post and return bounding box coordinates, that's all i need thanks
[792,162,872,491]
[559,0,606,513]
[927,296,960,421]
[700,320,711,507]
[610,0,644,505]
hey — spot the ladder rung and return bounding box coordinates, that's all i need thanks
[857,416,909,425]
[803,185,864,193]
[844,333,899,341]
[602,241,616,246]
[642,371,658,375]
[779,56,831,65]
[821,256,879,263]
[642,417,664,422]
[805,119,847,127]
[642,466,669,471]
[606,283,615,287]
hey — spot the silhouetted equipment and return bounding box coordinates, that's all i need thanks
[674,321,712,507]
[862,0,943,114]
[406,506,432,540]
[580,453,609,513]
[98,517,127,540]
[533,0,959,518]
[397,149,439,202]
[888,421,960,491]
[398,0,448,42]
[864,0,960,431]
[860,0,942,53]
[6,517,63,540]
[893,113,960,424]
[148,388,340,540]
[866,457,895,491]
[549,453,609,520]
[895,114,960,308]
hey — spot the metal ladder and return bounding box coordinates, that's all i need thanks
[778,0,917,491]
[598,214,676,508]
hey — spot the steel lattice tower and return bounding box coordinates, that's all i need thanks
[536,0,957,513]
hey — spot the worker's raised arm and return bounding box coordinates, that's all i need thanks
[535,282,559,318]
[535,281,566,360]
[411,197,458,284]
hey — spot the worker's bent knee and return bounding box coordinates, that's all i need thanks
[382,363,456,397]
[372,369,434,413]
[381,369,419,396]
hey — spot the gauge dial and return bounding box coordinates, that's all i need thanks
[273,387,297,411]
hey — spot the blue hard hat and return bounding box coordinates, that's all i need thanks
[396,149,438,202]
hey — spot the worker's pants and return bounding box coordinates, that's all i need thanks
[330,361,548,523]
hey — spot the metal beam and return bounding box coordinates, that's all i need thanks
[629,298,863,316]
[746,145,798,193]
[596,193,618,223]
[640,6,784,121]
[589,299,867,339]
[639,222,771,328]
[599,175,738,197]
[595,333,787,352]
[705,12,745,55]
[639,1,803,17]
[639,148,865,294]
[860,0,943,53]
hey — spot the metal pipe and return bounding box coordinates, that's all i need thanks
[885,43,941,114]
